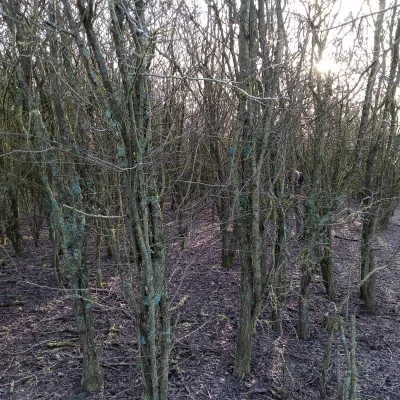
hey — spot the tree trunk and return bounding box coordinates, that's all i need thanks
[74,1,172,396]
[6,189,23,256]
[234,246,255,377]
[95,229,103,289]
[298,247,314,340]
[360,216,376,311]
[271,207,288,334]
[217,195,235,269]
[221,231,235,269]
[233,136,263,378]
[45,207,62,286]
[233,0,268,377]
[298,272,311,340]
[63,209,104,392]
[319,224,336,299]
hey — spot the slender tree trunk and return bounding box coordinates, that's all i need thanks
[298,274,311,340]
[298,246,315,340]
[234,130,263,378]
[319,224,336,299]
[234,246,255,377]
[352,0,386,173]
[360,215,376,311]
[73,1,172,396]
[38,165,104,393]
[217,195,235,268]
[358,2,398,312]
[44,203,62,286]
[271,206,288,334]
[60,206,104,392]
[0,190,6,246]
[95,230,103,289]
[6,189,23,256]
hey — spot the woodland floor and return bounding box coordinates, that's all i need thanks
[1,200,400,400]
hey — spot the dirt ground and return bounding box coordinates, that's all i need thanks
[1,202,400,400]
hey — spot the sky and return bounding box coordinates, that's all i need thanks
[292,0,381,73]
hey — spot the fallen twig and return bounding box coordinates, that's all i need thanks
[334,234,359,242]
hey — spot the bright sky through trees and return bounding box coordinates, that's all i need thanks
[294,0,378,73]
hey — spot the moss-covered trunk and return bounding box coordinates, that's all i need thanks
[64,209,104,391]
[73,1,172,396]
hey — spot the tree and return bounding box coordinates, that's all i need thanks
[69,0,171,397]
[357,1,400,311]
[1,0,104,391]
[233,0,288,377]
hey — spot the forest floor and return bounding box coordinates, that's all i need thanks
[1,201,400,400]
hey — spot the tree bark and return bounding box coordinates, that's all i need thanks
[319,224,336,300]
